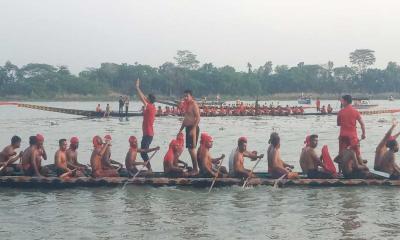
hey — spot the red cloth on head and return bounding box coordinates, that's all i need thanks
[129,136,137,148]
[388,136,396,142]
[200,133,213,146]
[36,134,44,142]
[92,136,102,147]
[238,137,247,143]
[70,137,79,144]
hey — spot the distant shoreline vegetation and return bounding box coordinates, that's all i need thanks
[1,49,399,100]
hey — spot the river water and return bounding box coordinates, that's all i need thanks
[0,100,399,239]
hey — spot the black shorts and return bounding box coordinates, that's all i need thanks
[140,135,153,161]
[390,174,400,180]
[307,169,333,179]
[185,126,200,149]
[343,170,368,179]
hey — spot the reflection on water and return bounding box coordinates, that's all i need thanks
[1,101,400,239]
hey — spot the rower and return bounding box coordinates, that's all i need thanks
[104,103,111,117]
[340,136,371,179]
[321,105,327,114]
[54,139,80,178]
[0,136,23,175]
[66,137,91,176]
[135,78,157,172]
[125,136,159,177]
[374,121,400,179]
[197,133,227,178]
[337,95,366,162]
[164,138,189,177]
[327,104,333,114]
[299,135,334,179]
[228,137,263,178]
[90,136,119,178]
[177,89,201,175]
[101,135,123,170]
[267,132,298,179]
[21,136,43,177]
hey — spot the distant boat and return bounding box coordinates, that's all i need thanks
[298,97,312,105]
[353,97,378,109]
[389,96,395,101]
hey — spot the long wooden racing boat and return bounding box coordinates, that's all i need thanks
[0,172,397,188]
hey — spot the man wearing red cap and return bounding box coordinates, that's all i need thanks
[101,135,123,171]
[374,121,400,178]
[90,136,119,178]
[125,136,159,177]
[177,89,201,175]
[136,78,157,173]
[228,137,263,178]
[163,138,189,177]
[197,133,227,178]
[66,137,90,176]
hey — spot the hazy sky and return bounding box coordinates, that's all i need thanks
[1,0,399,73]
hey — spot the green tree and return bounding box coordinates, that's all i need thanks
[174,50,200,69]
[349,49,376,73]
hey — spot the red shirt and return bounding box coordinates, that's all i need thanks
[143,102,156,136]
[337,105,361,138]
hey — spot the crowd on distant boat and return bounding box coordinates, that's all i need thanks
[1,80,399,182]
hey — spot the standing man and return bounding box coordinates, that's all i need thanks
[119,96,124,116]
[177,90,201,175]
[125,96,130,117]
[135,78,157,172]
[337,95,366,160]
[316,97,321,112]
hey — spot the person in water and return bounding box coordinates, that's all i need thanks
[177,89,201,175]
[197,133,227,178]
[374,121,400,179]
[340,136,370,179]
[267,133,297,179]
[125,136,159,177]
[0,136,23,175]
[66,137,90,176]
[90,136,119,178]
[228,137,263,178]
[136,78,157,173]
[299,135,333,179]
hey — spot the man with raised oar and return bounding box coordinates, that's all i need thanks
[228,137,263,178]
[267,132,298,179]
[177,89,201,175]
[136,78,157,173]
[0,136,23,175]
[197,133,228,178]
[374,120,400,179]
[66,137,91,176]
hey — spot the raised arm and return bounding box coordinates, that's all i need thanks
[378,122,397,149]
[135,79,148,106]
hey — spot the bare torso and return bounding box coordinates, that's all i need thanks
[55,150,68,170]
[380,151,397,175]
[66,149,78,166]
[125,148,138,172]
[299,147,318,173]
[183,101,199,127]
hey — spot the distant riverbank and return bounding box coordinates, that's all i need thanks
[1,92,398,102]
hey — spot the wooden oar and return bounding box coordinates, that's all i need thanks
[207,157,225,193]
[273,173,287,188]
[122,150,158,189]
[242,156,263,188]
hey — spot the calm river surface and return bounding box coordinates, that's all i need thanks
[1,100,400,240]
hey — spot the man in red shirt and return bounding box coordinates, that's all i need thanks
[136,78,157,172]
[337,95,366,159]
[316,98,321,112]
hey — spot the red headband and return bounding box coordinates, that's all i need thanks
[238,137,247,143]
[70,137,79,144]
[129,136,137,146]
[200,133,213,145]
[36,134,45,142]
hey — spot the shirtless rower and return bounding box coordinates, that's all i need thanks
[228,137,263,178]
[197,133,228,178]
[102,135,123,170]
[177,90,201,175]
[299,135,333,179]
[54,139,80,178]
[374,121,400,171]
[340,136,370,179]
[90,136,119,178]
[0,136,23,175]
[267,133,297,179]
[125,136,159,177]
[66,137,90,176]
[164,138,189,177]
[21,136,43,177]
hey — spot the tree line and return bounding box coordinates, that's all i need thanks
[1,49,399,99]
